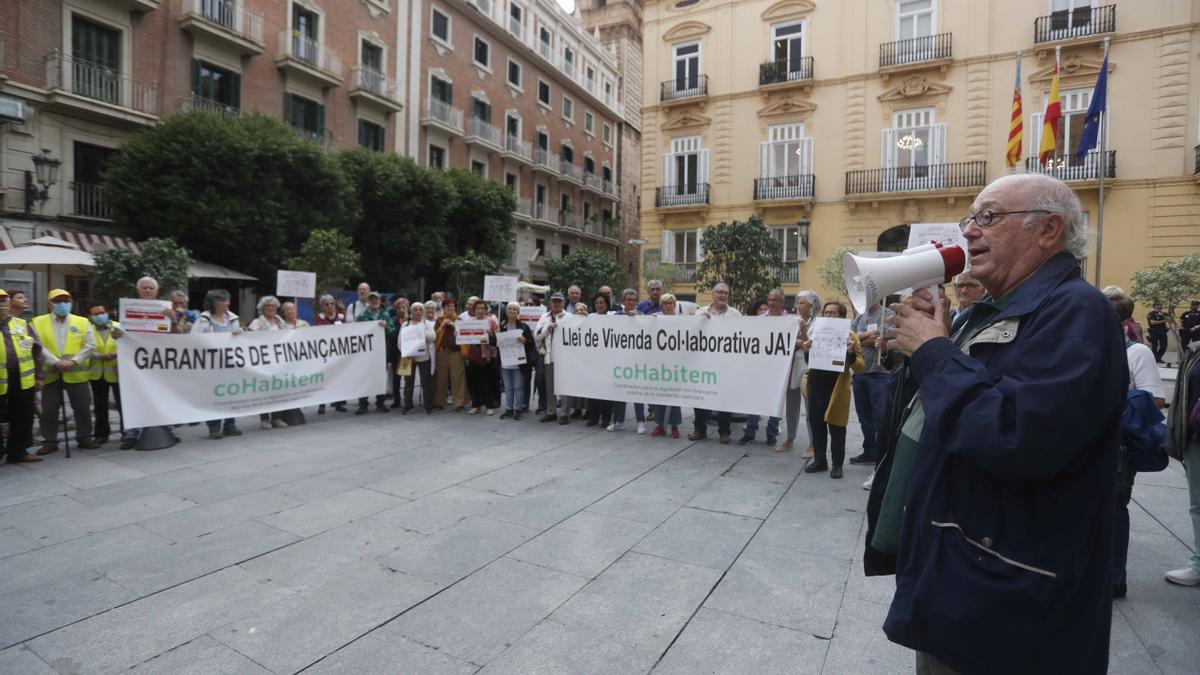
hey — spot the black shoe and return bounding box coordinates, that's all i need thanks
[425,409,433,414]
[804,462,829,474]
[222,427,243,437]
[830,466,844,479]
[1113,583,1127,598]
[318,405,326,415]
[355,407,368,416]
[540,414,557,423]
[766,437,778,446]
[500,410,514,420]
[376,403,389,413]
[737,434,754,446]
[585,419,598,427]
[558,416,569,425]
[402,406,414,414]
[120,438,137,450]
[334,403,348,412]
[849,452,879,465]
[513,412,523,420]
[570,410,583,419]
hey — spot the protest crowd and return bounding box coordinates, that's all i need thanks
[2,174,1199,673]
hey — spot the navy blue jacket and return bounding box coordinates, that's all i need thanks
[879,252,1127,674]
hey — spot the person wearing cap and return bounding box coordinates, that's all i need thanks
[535,292,569,424]
[0,289,43,463]
[86,301,121,445]
[355,290,396,414]
[30,289,98,454]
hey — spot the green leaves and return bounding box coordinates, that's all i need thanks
[1131,253,1200,342]
[90,237,190,306]
[545,249,626,303]
[694,215,784,312]
[442,252,501,301]
[282,229,362,305]
[817,245,857,304]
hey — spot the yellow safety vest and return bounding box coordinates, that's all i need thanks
[0,317,37,395]
[90,321,120,383]
[32,313,92,385]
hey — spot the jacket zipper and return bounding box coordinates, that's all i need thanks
[930,521,1057,578]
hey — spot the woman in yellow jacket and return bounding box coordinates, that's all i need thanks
[801,300,864,479]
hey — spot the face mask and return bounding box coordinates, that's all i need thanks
[92,314,109,327]
[52,302,72,316]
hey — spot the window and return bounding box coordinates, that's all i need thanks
[539,26,552,56]
[472,97,491,123]
[537,79,551,106]
[71,16,121,104]
[563,45,575,72]
[772,225,808,261]
[662,135,708,196]
[672,42,701,93]
[1048,0,1095,34]
[535,184,547,207]
[561,244,571,257]
[759,123,811,178]
[431,7,451,43]
[560,144,574,163]
[661,229,701,265]
[506,114,520,139]
[886,108,943,175]
[896,0,934,41]
[509,1,523,36]
[560,193,571,212]
[473,36,490,69]
[584,110,594,135]
[771,21,806,75]
[602,123,613,146]
[285,93,323,133]
[292,5,319,64]
[505,172,517,191]
[73,141,116,216]
[603,79,614,102]
[429,144,445,169]
[602,165,613,183]
[361,40,383,72]
[584,156,595,175]
[583,201,592,221]
[537,131,549,151]
[431,76,452,104]
[1031,87,1107,168]
[562,95,574,121]
[191,60,241,110]
[507,59,522,88]
[585,65,595,90]
[471,160,486,176]
[358,119,385,151]
[536,238,546,256]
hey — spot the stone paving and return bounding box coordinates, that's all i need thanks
[0,405,1197,674]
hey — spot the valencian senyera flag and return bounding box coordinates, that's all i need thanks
[1006,52,1023,169]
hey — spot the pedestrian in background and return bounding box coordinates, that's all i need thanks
[1147,303,1168,363]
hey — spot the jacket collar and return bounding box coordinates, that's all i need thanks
[983,251,1081,324]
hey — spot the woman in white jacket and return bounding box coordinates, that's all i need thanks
[399,303,436,414]
[778,290,820,453]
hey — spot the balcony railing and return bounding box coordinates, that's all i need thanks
[71,182,111,220]
[754,174,815,201]
[423,97,463,131]
[180,94,240,116]
[280,32,343,79]
[1035,4,1115,44]
[669,263,698,282]
[182,0,263,44]
[474,0,491,14]
[656,183,710,208]
[1194,145,1199,175]
[514,198,532,218]
[661,75,708,102]
[759,57,814,86]
[559,159,582,181]
[467,117,502,147]
[584,173,603,191]
[352,65,399,101]
[558,211,581,230]
[533,148,557,172]
[289,125,329,149]
[1023,151,1116,182]
[538,41,552,61]
[508,16,525,41]
[45,52,157,115]
[845,161,985,195]
[505,135,532,162]
[772,262,801,284]
[602,178,617,196]
[534,204,558,223]
[879,32,952,68]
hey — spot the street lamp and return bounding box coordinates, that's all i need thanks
[25,148,61,215]
[798,220,810,259]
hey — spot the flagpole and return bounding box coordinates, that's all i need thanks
[1094,37,1110,288]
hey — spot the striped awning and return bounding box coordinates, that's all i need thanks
[42,229,141,255]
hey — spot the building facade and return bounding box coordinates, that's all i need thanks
[407,0,632,285]
[640,0,1200,304]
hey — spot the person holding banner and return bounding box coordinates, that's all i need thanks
[802,302,863,479]
[498,302,536,420]
[355,291,395,414]
[434,295,469,411]
[170,290,196,334]
[465,300,500,415]
[87,302,121,444]
[689,283,742,443]
[248,296,291,430]
[535,293,569,424]
[636,280,664,315]
[648,293,683,439]
[190,289,244,439]
[314,294,348,415]
[608,288,647,434]
[399,303,435,414]
[31,289,99,454]
[0,290,43,464]
[584,293,615,429]
[740,289,787,446]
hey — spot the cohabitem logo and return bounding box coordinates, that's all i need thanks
[214,373,324,397]
[612,363,716,385]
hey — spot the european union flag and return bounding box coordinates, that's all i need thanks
[1076,51,1109,161]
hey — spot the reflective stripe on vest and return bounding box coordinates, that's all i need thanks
[0,318,37,395]
[32,314,92,384]
[90,321,120,383]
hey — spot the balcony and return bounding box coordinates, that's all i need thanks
[656,183,710,209]
[70,182,112,220]
[44,52,158,126]
[502,135,533,165]
[602,178,619,198]
[290,125,331,149]
[108,0,160,11]
[759,57,814,88]
[772,262,801,284]
[513,198,533,221]
[534,203,558,225]
[276,32,342,88]
[465,117,503,151]
[558,211,581,231]
[669,263,698,283]
[559,160,583,186]
[179,93,240,117]
[508,16,525,42]
[754,174,815,203]
[1023,151,1116,183]
[583,173,603,194]
[473,0,491,14]
[845,161,985,198]
[348,65,403,112]
[538,41,552,61]
[660,75,708,104]
[1035,4,1115,45]
[533,148,558,175]
[879,33,952,75]
[420,97,464,136]
[178,0,264,56]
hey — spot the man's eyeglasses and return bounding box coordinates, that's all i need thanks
[954,283,982,290]
[959,209,1051,232]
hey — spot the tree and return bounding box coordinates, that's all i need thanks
[282,229,363,305]
[818,245,857,305]
[694,215,783,312]
[90,237,191,306]
[641,248,688,293]
[1131,253,1200,347]
[546,249,626,301]
[103,112,356,286]
[440,168,516,265]
[441,252,500,301]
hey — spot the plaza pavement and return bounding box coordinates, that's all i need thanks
[0,404,1197,674]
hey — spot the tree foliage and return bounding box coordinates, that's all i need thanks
[694,215,783,311]
[441,252,500,301]
[282,229,362,304]
[90,237,191,306]
[546,249,626,302]
[641,248,688,294]
[1130,253,1200,345]
[441,168,516,266]
[817,245,857,305]
[103,112,356,286]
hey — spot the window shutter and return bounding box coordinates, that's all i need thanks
[798,136,813,175]
[661,229,673,262]
[881,128,896,169]
[446,81,453,104]
[230,71,241,110]
[698,149,709,184]
[1029,112,1043,158]
[931,123,946,166]
[662,152,674,190]
[696,228,705,262]
[758,142,770,178]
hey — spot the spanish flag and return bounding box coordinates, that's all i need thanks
[1039,50,1062,166]
[1006,52,1023,169]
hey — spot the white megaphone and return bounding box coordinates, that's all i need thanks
[843,243,967,314]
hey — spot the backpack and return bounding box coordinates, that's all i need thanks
[1122,388,1168,472]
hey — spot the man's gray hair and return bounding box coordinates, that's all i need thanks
[712,282,730,292]
[767,288,785,300]
[647,279,663,289]
[319,293,336,305]
[1017,174,1087,258]
[796,289,821,309]
[170,289,188,300]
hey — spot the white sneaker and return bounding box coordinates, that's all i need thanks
[607,421,624,432]
[271,419,288,429]
[862,472,875,491]
[486,409,495,416]
[1165,566,1200,586]
[468,408,479,415]
[636,422,646,435]
[260,420,272,430]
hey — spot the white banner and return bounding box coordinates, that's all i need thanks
[551,314,797,417]
[456,319,489,345]
[276,270,317,298]
[119,298,172,334]
[483,275,518,303]
[399,324,428,358]
[497,329,527,367]
[117,322,387,427]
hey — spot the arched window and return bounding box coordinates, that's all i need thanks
[877,225,910,252]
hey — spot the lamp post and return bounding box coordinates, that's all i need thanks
[24,148,61,215]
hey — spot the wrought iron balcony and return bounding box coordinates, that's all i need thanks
[45,52,158,117]
[277,32,343,86]
[759,57,814,86]
[289,125,331,149]
[583,173,603,193]
[178,0,264,54]
[660,75,708,102]
[1023,151,1116,182]
[559,160,583,184]
[772,262,801,284]
[558,211,582,230]
[71,182,111,220]
[508,16,525,41]
[533,148,558,174]
[349,66,402,111]
[656,183,710,208]
[420,97,463,135]
[879,32,951,69]
[1035,4,1115,44]
[754,174,815,201]
[535,204,558,224]
[465,117,503,150]
[503,135,533,164]
[179,94,240,116]
[513,198,532,220]
[845,161,985,195]
[538,41,552,61]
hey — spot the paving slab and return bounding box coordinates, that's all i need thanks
[138,489,302,540]
[0,468,75,508]
[820,596,915,674]
[655,607,828,674]
[508,510,657,579]
[481,618,659,674]
[0,645,55,674]
[379,515,539,586]
[366,485,511,535]
[0,572,136,650]
[305,630,477,675]
[0,528,40,559]
[127,635,274,674]
[0,524,174,596]
[13,492,196,547]
[255,487,405,538]
[23,453,147,490]
[632,506,761,572]
[366,453,508,500]
[686,475,790,519]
